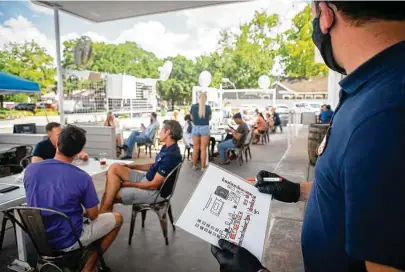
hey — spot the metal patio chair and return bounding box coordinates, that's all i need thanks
[5,206,109,272]
[128,163,182,246]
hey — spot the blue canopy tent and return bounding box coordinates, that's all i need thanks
[0,72,40,95]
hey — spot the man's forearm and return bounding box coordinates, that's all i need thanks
[299,182,313,202]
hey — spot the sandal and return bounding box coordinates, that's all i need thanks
[219,160,231,165]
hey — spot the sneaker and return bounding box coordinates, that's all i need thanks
[120,155,132,160]
[201,167,206,172]
[117,145,129,151]
[192,166,198,171]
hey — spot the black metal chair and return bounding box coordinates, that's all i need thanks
[0,165,23,252]
[5,207,109,272]
[183,145,193,161]
[20,154,34,169]
[4,145,33,166]
[137,131,159,159]
[244,131,255,162]
[128,163,182,246]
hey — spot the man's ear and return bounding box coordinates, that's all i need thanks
[318,2,335,34]
[55,137,59,152]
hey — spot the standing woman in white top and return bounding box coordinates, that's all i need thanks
[190,92,212,171]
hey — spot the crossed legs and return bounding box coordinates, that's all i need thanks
[100,163,130,213]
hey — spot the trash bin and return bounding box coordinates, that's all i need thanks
[308,123,329,166]
[302,112,316,125]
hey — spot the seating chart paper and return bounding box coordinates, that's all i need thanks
[175,164,272,260]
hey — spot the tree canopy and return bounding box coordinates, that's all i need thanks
[0,4,327,108]
[278,5,328,78]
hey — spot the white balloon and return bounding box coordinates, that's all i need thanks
[158,61,173,81]
[258,75,270,89]
[199,70,212,87]
[163,61,173,74]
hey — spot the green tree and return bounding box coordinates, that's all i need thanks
[160,55,198,104]
[63,40,162,78]
[279,5,328,78]
[157,79,189,110]
[0,41,56,107]
[196,11,279,89]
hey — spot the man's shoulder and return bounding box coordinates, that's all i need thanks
[36,139,51,148]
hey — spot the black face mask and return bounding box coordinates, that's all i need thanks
[312,17,346,75]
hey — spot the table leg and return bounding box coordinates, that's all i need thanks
[15,210,27,261]
[8,210,33,272]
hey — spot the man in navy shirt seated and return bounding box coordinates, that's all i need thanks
[32,122,88,162]
[100,120,182,212]
[319,104,333,124]
[212,2,405,272]
[25,125,123,272]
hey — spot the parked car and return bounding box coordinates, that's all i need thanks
[293,101,323,114]
[13,103,40,112]
[274,104,289,114]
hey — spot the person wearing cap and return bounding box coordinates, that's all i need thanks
[217,113,249,165]
[211,1,405,272]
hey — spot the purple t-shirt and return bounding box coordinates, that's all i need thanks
[24,159,99,250]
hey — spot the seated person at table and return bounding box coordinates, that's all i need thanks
[120,112,160,160]
[100,120,183,213]
[252,112,266,144]
[32,122,88,162]
[320,104,334,124]
[217,113,249,165]
[24,125,123,272]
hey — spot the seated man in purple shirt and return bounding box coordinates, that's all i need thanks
[24,125,123,272]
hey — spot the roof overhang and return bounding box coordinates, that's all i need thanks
[31,1,244,23]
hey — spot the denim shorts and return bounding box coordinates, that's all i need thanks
[192,125,210,136]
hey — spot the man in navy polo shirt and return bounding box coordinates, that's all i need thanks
[100,120,182,212]
[211,2,405,272]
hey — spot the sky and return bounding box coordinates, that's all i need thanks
[0,0,307,61]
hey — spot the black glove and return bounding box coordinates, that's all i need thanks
[255,171,300,203]
[211,239,267,272]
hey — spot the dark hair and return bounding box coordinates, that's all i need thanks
[45,122,61,132]
[326,105,331,110]
[57,125,86,158]
[162,120,182,142]
[184,114,192,121]
[315,1,405,22]
[151,112,157,119]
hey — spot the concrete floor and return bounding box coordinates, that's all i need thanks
[0,126,310,272]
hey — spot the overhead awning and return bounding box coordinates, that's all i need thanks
[0,72,40,95]
[31,1,240,23]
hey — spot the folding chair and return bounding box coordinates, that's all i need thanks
[128,163,182,246]
[183,144,193,161]
[5,207,109,272]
